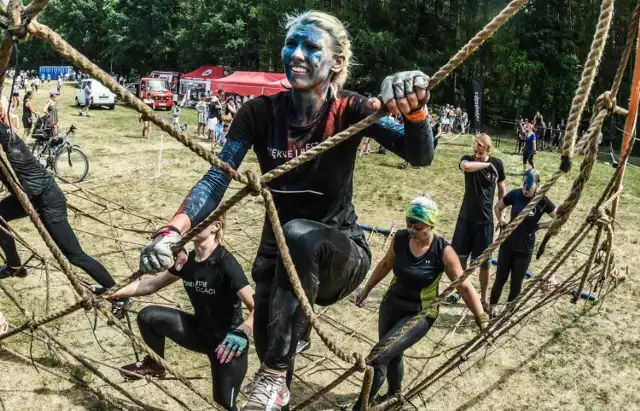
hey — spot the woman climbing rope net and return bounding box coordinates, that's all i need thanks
[139,10,435,410]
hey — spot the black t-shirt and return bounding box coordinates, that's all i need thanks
[502,189,555,253]
[457,155,505,223]
[227,90,432,253]
[387,230,448,317]
[0,124,54,198]
[169,245,249,336]
[207,102,220,120]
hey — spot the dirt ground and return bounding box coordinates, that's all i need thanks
[0,82,638,411]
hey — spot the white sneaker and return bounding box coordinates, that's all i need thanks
[241,371,290,411]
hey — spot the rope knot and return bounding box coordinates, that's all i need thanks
[353,353,367,372]
[596,91,616,113]
[243,170,262,197]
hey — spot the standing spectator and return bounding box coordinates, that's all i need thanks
[22,91,38,140]
[522,123,536,173]
[43,90,59,136]
[461,110,469,133]
[57,76,63,94]
[11,81,20,109]
[170,103,181,130]
[47,73,51,84]
[140,96,155,139]
[33,76,40,93]
[80,81,92,117]
[206,97,220,142]
[195,97,208,138]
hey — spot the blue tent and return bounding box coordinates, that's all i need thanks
[39,66,73,80]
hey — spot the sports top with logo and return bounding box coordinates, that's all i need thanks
[169,246,249,338]
[457,154,505,223]
[386,229,449,317]
[502,188,555,253]
[177,90,434,249]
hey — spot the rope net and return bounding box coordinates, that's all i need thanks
[0,0,636,409]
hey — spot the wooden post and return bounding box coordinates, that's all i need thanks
[611,25,640,220]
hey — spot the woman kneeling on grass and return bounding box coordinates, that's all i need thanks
[353,195,489,409]
[109,214,254,411]
[489,169,556,315]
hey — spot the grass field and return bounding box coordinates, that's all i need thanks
[0,82,639,411]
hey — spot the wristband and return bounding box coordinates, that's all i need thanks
[404,106,428,123]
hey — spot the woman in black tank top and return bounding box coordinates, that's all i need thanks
[353,195,489,410]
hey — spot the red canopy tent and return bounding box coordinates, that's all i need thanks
[181,65,225,81]
[211,71,290,96]
[179,65,226,102]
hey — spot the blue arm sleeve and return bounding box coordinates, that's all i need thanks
[369,115,435,166]
[176,139,250,227]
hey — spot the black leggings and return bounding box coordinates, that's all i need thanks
[490,245,533,305]
[137,306,247,411]
[353,293,435,410]
[251,219,371,374]
[0,192,115,288]
[523,151,535,168]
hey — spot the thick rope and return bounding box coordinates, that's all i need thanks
[545,106,609,237]
[429,0,529,88]
[24,0,51,16]
[560,0,615,161]
[0,147,89,302]
[367,171,561,362]
[574,226,605,302]
[0,281,170,411]
[611,0,640,97]
[0,0,21,87]
[262,188,366,370]
[27,21,248,186]
[0,300,86,341]
[291,365,360,410]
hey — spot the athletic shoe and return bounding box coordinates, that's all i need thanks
[110,297,132,320]
[242,373,260,395]
[120,355,166,380]
[295,339,311,354]
[0,264,27,279]
[241,371,290,411]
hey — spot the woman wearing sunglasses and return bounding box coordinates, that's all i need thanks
[353,195,488,409]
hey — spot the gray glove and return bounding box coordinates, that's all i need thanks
[380,71,429,105]
[140,226,182,273]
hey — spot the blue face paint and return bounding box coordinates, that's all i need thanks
[282,24,334,91]
[524,170,536,191]
[408,230,417,237]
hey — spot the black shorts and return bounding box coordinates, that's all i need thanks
[451,218,493,268]
[523,150,534,164]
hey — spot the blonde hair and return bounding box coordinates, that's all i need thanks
[285,11,352,93]
[474,133,493,153]
[214,213,227,244]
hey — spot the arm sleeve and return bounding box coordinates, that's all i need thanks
[349,95,434,166]
[458,154,472,171]
[175,105,255,227]
[543,197,556,214]
[222,252,250,292]
[496,159,506,182]
[503,190,516,207]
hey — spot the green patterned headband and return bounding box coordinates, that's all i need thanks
[405,202,437,227]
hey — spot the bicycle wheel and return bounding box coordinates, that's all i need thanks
[53,146,89,183]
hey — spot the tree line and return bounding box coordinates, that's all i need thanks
[16,0,639,146]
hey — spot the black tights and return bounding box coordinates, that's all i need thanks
[0,192,115,288]
[137,306,247,411]
[251,219,370,377]
[353,294,435,410]
[490,245,532,305]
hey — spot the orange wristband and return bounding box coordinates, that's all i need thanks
[404,106,428,123]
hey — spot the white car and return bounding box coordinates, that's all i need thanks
[75,79,116,110]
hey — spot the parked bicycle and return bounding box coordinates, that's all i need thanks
[31,115,89,183]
